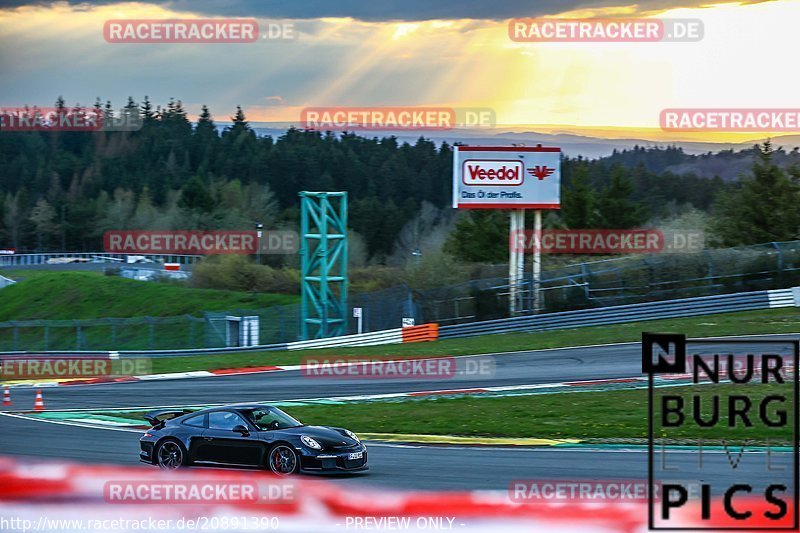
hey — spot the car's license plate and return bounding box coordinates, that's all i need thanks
[347,452,363,460]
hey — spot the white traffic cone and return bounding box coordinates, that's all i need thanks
[34,389,44,411]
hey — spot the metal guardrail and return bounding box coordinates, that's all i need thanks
[0,252,202,267]
[287,329,403,350]
[1,288,797,357]
[0,343,289,358]
[438,287,799,340]
[0,325,438,357]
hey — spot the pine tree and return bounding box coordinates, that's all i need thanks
[711,141,800,246]
[140,96,155,123]
[443,210,508,263]
[230,106,249,131]
[2,192,22,249]
[29,198,58,250]
[595,164,648,228]
[179,177,216,213]
[561,161,598,228]
[192,104,218,170]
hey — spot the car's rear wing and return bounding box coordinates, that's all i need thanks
[143,409,192,428]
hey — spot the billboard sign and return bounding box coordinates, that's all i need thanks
[452,146,561,209]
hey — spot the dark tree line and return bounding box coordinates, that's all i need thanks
[0,97,452,257]
[3,97,791,263]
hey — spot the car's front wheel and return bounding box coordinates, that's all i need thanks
[267,443,298,475]
[155,439,187,470]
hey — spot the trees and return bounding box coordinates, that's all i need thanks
[560,161,598,228]
[96,188,135,233]
[192,104,218,172]
[443,210,508,263]
[218,106,259,181]
[711,141,800,246]
[29,198,58,249]
[178,177,215,214]
[1,97,796,260]
[594,164,649,228]
[389,201,454,266]
[2,192,22,249]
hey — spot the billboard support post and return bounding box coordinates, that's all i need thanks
[532,209,542,313]
[509,209,525,315]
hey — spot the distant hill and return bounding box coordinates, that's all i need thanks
[239,122,800,180]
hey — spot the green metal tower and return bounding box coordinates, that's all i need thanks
[299,191,348,339]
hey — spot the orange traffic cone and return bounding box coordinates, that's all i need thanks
[33,389,44,411]
[3,387,10,406]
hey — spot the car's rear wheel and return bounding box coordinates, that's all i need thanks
[267,444,298,475]
[156,439,186,469]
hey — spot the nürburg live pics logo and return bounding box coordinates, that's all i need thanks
[643,333,798,530]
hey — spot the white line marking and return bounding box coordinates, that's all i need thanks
[8,331,797,389]
[0,411,142,433]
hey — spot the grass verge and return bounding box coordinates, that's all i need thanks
[287,384,793,442]
[79,383,794,442]
[146,307,800,373]
[0,271,298,320]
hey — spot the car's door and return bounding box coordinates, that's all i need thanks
[200,411,262,465]
[180,413,209,463]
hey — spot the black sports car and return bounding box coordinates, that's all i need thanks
[139,404,367,475]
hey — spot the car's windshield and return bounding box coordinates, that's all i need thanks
[243,407,303,430]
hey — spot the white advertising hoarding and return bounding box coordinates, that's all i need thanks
[452,146,561,209]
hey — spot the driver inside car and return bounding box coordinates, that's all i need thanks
[253,410,279,429]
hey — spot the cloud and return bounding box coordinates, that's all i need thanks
[263,96,287,106]
[0,0,776,21]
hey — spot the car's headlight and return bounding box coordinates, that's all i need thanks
[344,430,360,442]
[300,435,323,450]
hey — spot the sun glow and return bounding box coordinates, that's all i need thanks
[1,0,797,142]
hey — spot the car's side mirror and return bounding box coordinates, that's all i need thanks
[232,425,249,435]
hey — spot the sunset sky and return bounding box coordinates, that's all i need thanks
[0,0,798,142]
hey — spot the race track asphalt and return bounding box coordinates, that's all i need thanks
[1,336,796,491]
[0,412,791,492]
[8,342,641,410]
[5,338,796,411]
